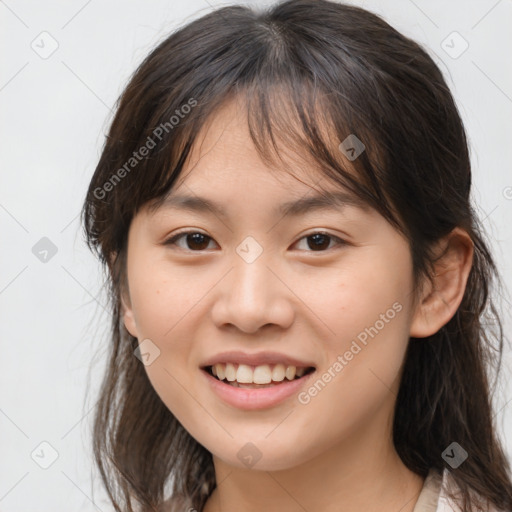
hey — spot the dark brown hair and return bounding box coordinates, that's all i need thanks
[81,1,512,511]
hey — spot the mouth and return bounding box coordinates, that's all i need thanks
[202,363,316,389]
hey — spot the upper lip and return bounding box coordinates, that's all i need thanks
[201,351,316,369]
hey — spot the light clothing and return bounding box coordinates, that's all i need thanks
[162,467,505,512]
[413,468,454,512]
[413,468,505,512]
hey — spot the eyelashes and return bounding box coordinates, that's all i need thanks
[163,230,348,253]
[164,231,214,251]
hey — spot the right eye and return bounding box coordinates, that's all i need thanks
[163,230,217,251]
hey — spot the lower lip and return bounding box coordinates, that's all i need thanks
[201,368,316,410]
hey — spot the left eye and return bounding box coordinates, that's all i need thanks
[163,230,346,252]
[294,232,346,251]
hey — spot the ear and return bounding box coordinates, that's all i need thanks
[110,251,139,339]
[409,227,474,338]
[120,290,139,339]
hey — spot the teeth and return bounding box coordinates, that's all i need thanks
[210,362,312,384]
[272,363,286,382]
[216,364,225,381]
[236,364,253,383]
[285,365,296,380]
[225,363,236,382]
[253,364,272,384]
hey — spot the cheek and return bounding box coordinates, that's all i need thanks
[126,261,211,408]
[296,310,409,458]
[308,254,411,417]
[128,260,199,340]
[319,250,410,345]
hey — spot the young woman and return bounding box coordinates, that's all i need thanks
[81,1,512,511]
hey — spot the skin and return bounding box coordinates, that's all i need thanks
[120,98,474,512]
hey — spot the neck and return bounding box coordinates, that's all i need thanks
[202,415,425,512]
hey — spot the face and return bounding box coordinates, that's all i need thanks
[121,98,421,472]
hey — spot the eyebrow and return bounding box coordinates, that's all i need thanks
[157,190,370,219]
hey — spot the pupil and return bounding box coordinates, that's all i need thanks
[308,234,329,251]
[188,233,209,250]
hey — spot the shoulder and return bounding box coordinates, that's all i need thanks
[413,468,505,512]
[437,469,506,512]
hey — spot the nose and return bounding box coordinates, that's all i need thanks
[210,249,295,334]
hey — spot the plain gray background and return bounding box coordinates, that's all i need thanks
[1,0,511,510]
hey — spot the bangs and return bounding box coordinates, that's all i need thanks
[146,77,400,233]
[85,1,434,261]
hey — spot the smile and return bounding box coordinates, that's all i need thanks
[201,363,316,410]
[206,363,315,388]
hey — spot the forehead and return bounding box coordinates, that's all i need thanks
[151,97,372,217]
[184,93,360,178]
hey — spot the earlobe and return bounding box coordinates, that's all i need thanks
[409,227,474,338]
[121,292,139,338]
[110,250,139,339]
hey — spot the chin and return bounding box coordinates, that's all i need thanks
[207,437,315,472]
